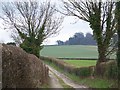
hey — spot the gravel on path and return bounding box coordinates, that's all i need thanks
[47,65,89,90]
[49,70,63,88]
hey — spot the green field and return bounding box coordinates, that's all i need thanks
[41,45,116,59]
[64,60,97,67]
[41,45,98,58]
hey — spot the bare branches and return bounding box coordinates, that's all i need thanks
[61,0,105,22]
[0,0,63,56]
[61,0,117,61]
[61,0,91,22]
[0,0,63,44]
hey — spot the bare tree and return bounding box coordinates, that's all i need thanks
[61,0,116,64]
[0,1,63,57]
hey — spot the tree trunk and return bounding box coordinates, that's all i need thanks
[117,33,120,89]
[98,48,106,63]
[116,1,120,88]
[96,44,107,76]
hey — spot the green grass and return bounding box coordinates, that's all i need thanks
[41,45,115,59]
[43,60,118,88]
[64,60,97,67]
[41,45,98,58]
[66,73,117,88]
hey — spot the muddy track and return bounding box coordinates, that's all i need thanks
[49,70,63,88]
[47,65,89,89]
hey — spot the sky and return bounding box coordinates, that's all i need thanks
[44,17,92,45]
[0,0,93,45]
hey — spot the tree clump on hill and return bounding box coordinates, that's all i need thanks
[2,44,49,88]
[57,32,97,45]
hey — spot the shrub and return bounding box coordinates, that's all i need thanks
[75,67,91,77]
[20,38,43,58]
[104,60,118,79]
[7,42,16,46]
[95,60,118,80]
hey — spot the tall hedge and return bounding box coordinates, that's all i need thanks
[2,45,48,88]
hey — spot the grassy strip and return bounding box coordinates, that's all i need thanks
[64,60,96,67]
[43,60,118,88]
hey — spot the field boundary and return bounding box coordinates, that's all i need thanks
[57,58,115,60]
[57,58,97,60]
[40,56,94,77]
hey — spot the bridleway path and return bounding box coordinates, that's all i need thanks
[47,65,89,90]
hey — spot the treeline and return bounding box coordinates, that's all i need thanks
[57,32,97,45]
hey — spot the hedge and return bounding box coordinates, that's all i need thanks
[40,56,93,77]
[40,56,118,80]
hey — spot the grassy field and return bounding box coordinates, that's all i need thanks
[64,60,97,67]
[41,45,115,59]
[41,45,98,58]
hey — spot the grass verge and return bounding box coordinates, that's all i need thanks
[43,60,118,88]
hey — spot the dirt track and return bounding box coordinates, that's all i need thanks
[47,65,89,89]
[49,70,63,88]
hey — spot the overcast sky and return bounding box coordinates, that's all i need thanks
[44,17,92,45]
[0,0,93,45]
